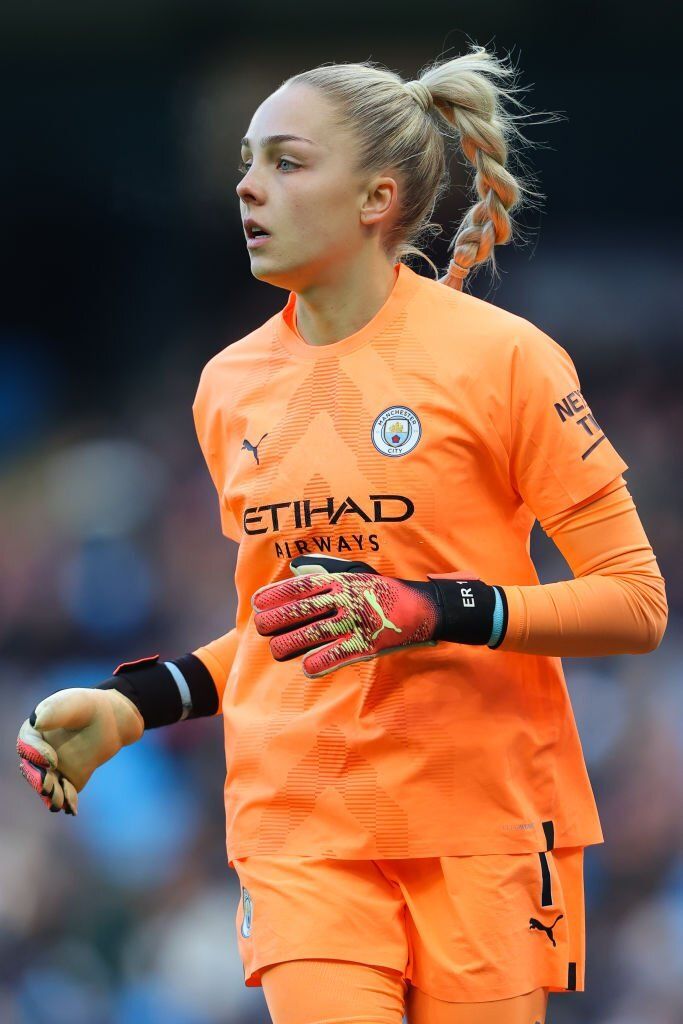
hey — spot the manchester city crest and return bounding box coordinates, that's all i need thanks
[240,887,253,938]
[371,406,421,457]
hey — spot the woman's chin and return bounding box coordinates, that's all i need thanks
[249,259,300,289]
[248,258,276,282]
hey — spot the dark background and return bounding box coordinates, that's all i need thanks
[1,3,681,1022]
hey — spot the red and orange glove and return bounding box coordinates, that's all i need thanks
[252,555,507,678]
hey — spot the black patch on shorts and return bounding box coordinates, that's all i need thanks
[567,962,577,990]
[539,851,553,907]
[542,819,555,850]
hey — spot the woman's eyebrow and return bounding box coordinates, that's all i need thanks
[240,133,315,150]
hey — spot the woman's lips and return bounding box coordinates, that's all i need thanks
[247,234,271,249]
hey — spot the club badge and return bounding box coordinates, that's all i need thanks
[371,406,421,457]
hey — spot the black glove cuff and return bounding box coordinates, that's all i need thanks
[428,578,498,646]
[96,653,218,730]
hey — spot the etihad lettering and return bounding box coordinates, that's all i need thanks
[244,494,414,536]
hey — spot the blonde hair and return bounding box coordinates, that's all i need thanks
[283,44,548,291]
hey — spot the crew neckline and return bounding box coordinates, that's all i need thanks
[276,262,422,360]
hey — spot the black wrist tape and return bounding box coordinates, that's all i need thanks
[428,578,497,646]
[96,653,218,730]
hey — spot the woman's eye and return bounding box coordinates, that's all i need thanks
[237,157,298,175]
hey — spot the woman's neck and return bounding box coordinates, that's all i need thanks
[294,254,398,347]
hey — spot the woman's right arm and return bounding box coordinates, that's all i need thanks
[17,628,238,814]
[192,628,238,716]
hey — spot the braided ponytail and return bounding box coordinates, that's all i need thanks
[408,46,533,290]
[286,44,549,291]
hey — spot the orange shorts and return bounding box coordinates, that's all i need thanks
[231,847,585,1002]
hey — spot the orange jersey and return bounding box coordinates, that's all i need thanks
[191,262,628,862]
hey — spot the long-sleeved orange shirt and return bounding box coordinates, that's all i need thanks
[501,478,667,654]
[189,262,666,859]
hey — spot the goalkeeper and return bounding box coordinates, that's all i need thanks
[18,44,669,1024]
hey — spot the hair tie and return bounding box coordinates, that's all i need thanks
[404,80,434,114]
[445,259,470,281]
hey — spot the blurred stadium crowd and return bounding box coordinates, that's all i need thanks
[2,6,682,1022]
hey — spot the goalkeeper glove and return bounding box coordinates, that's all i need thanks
[17,687,144,814]
[17,652,220,814]
[252,554,508,679]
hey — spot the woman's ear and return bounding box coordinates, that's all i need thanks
[359,175,399,229]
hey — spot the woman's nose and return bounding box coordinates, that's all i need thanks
[236,170,262,202]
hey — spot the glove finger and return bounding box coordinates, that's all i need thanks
[17,722,59,772]
[251,573,336,613]
[28,767,60,811]
[254,593,339,637]
[18,750,73,815]
[290,559,332,577]
[302,635,439,679]
[269,615,350,663]
[33,689,94,733]
[18,754,49,794]
[44,771,65,812]
[61,776,79,816]
[302,638,356,678]
[303,634,387,678]
[290,555,379,575]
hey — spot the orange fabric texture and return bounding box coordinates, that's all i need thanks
[501,483,667,655]
[232,848,584,1001]
[406,985,549,1024]
[193,628,238,716]
[260,959,549,1023]
[192,262,631,860]
[260,959,405,1024]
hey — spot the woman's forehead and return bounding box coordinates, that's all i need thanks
[244,84,340,150]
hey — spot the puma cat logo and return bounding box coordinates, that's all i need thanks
[242,433,268,465]
[529,914,564,947]
[365,590,402,640]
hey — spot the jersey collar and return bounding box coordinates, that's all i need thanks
[276,262,422,360]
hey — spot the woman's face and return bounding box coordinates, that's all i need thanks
[236,83,395,292]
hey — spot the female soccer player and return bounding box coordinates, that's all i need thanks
[18,45,667,1024]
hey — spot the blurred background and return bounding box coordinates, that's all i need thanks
[1,2,681,1022]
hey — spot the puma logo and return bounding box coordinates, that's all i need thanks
[365,590,402,640]
[529,914,564,947]
[242,433,268,465]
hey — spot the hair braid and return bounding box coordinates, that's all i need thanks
[286,43,548,291]
[418,47,527,289]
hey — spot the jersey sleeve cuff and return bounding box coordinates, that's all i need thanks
[192,645,229,717]
[487,587,509,648]
[494,586,528,651]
